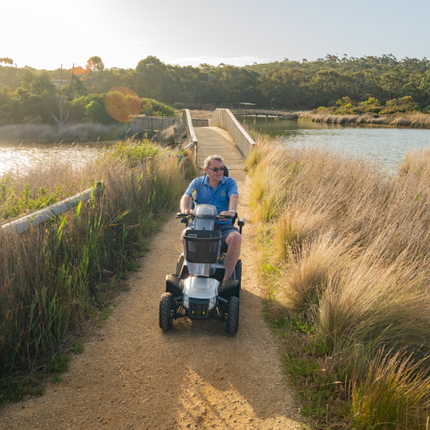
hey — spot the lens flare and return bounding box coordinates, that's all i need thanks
[71,66,88,75]
[105,86,141,123]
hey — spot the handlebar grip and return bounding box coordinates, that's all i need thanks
[216,214,234,220]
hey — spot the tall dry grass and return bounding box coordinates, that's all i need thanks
[248,139,430,428]
[0,140,187,381]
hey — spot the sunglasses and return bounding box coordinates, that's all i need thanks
[206,166,225,173]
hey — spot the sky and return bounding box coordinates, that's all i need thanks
[2,0,429,71]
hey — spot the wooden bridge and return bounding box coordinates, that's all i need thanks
[231,109,298,120]
[175,109,255,176]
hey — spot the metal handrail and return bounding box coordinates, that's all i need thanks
[1,159,153,235]
[1,183,101,235]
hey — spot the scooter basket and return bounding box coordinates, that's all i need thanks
[184,230,221,264]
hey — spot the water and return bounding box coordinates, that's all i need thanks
[2,119,430,175]
[239,117,430,170]
[0,142,111,177]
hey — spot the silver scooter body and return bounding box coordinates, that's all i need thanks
[181,205,224,313]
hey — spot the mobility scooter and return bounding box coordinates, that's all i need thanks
[159,191,244,335]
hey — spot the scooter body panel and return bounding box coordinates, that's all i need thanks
[182,277,219,300]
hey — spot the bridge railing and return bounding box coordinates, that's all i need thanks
[175,110,198,166]
[210,109,255,158]
[133,115,181,131]
[230,109,298,119]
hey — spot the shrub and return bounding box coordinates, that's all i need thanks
[173,102,185,110]
[140,98,176,117]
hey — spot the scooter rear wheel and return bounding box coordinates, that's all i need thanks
[159,293,173,331]
[226,296,239,335]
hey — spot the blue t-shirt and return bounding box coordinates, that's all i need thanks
[184,176,239,225]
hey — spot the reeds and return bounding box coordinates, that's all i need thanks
[0,140,186,379]
[300,112,430,129]
[248,139,430,427]
[0,122,147,143]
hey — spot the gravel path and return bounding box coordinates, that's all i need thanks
[1,173,303,430]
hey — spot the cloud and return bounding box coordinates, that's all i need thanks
[161,55,275,67]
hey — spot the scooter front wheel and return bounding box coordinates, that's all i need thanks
[159,293,173,331]
[226,296,240,335]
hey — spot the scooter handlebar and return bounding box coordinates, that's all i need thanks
[216,213,234,220]
[176,213,192,218]
[176,212,234,221]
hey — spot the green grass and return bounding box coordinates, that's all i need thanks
[0,177,75,223]
[71,342,84,354]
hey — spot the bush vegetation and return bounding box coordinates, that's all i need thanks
[300,95,430,129]
[248,140,430,428]
[2,53,430,125]
[0,139,192,399]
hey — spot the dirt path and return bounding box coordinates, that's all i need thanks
[1,174,304,430]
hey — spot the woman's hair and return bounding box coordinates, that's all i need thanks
[204,155,224,168]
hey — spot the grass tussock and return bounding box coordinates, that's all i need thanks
[152,125,176,146]
[0,139,186,398]
[248,138,430,428]
[352,350,430,430]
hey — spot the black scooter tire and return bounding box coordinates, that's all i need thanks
[159,293,173,331]
[226,296,239,335]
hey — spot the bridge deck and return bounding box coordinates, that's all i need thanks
[194,126,246,181]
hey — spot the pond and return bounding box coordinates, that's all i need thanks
[2,118,430,176]
[239,117,430,170]
[0,142,112,177]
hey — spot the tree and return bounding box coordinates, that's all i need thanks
[135,56,167,99]
[0,57,13,65]
[52,64,74,126]
[86,56,105,72]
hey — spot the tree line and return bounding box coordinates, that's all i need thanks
[0,54,430,125]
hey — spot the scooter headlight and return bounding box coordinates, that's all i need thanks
[209,296,216,310]
[183,294,189,308]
